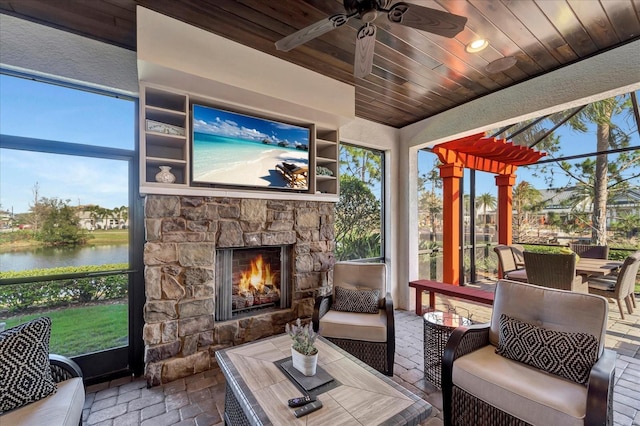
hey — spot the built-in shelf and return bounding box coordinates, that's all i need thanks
[139,82,340,199]
[140,84,189,186]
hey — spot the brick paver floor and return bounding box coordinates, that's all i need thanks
[83,282,640,425]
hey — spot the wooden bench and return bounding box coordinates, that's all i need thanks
[409,279,495,316]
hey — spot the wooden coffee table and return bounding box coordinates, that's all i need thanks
[216,334,432,425]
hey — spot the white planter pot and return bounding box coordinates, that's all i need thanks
[291,346,318,376]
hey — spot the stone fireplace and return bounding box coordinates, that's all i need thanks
[142,195,335,385]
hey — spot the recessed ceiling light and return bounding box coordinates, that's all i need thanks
[466,39,489,53]
[485,56,518,73]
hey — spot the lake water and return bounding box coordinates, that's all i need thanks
[0,244,129,272]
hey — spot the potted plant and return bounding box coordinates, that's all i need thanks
[286,318,318,376]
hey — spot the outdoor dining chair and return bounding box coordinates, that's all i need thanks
[522,251,587,292]
[493,245,527,282]
[569,243,609,259]
[587,251,640,319]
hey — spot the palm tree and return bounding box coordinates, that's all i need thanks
[564,96,635,245]
[512,181,542,241]
[476,193,496,225]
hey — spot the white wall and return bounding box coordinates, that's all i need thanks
[0,14,138,96]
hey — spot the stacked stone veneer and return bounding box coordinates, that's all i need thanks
[142,195,335,385]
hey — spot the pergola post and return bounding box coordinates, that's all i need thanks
[496,174,516,245]
[439,163,464,286]
[432,133,545,287]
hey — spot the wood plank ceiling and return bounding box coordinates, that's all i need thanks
[1,0,639,128]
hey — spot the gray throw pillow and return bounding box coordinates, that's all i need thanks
[495,314,598,385]
[0,317,56,413]
[332,286,380,314]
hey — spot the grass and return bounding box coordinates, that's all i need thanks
[2,302,128,357]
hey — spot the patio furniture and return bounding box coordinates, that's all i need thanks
[409,279,494,316]
[215,334,431,425]
[0,317,85,426]
[493,245,527,282]
[312,262,394,376]
[575,258,624,277]
[523,251,587,292]
[423,310,472,389]
[443,279,615,426]
[570,243,609,259]
[588,251,640,319]
[509,243,525,267]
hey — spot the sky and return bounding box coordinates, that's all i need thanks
[192,104,310,147]
[418,95,640,197]
[0,74,134,214]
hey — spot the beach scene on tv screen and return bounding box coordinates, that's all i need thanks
[192,104,310,189]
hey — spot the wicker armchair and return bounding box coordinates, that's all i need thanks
[588,251,640,319]
[443,280,615,426]
[493,245,527,282]
[570,243,609,259]
[1,353,84,425]
[523,251,587,292]
[312,262,394,376]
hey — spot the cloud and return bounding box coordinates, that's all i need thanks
[193,116,268,141]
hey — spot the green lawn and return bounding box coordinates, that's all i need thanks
[2,302,128,357]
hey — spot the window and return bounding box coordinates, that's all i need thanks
[0,72,141,379]
[336,143,384,261]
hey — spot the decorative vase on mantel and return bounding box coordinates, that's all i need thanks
[291,346,318,377]
[155,166,176,183]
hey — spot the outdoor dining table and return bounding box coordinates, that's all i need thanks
[575,258,623,276]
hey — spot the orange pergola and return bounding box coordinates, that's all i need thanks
[431,133,546,285]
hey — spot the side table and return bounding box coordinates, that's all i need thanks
[423,310,472,389]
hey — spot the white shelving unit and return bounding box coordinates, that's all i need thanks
[313,129,339,196]
[139,83,339,199]
[140,84,189,187]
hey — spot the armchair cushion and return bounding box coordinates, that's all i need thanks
[332,286,380,314]
[453,345,589,426]
[318,309,387,342]
[496,314,598,384]
[0,317,57,413]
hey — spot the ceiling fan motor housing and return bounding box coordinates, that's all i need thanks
[344,0,392,15]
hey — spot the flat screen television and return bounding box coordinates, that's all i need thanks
[191,103,311,191]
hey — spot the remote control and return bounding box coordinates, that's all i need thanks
[288,395,316,407]
[293,400,323,418]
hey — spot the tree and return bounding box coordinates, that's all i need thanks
[36,197,89,246]
[562,96,637,245]
[335,175,381,260]
[476,193,496,225]
[27,182,47,231]
[512,181,542,241]
[339,144,382,187]
[500,95,639,246]
[418,159,443,242]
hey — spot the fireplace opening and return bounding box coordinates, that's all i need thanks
[215,246,291,321]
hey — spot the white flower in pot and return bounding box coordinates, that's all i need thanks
[286,318,318,376]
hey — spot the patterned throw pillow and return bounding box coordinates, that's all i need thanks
[332,286,381,314]
[495,314,598,385]
[0,317,56,413]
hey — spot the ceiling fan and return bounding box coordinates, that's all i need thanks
[275,0,468,78]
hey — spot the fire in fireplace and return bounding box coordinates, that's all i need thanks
[216,246,291,321]
[233,254,280,311]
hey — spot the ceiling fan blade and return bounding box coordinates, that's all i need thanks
[354,24,377,79]
[275,14,350,52]
[387,2,467,38]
